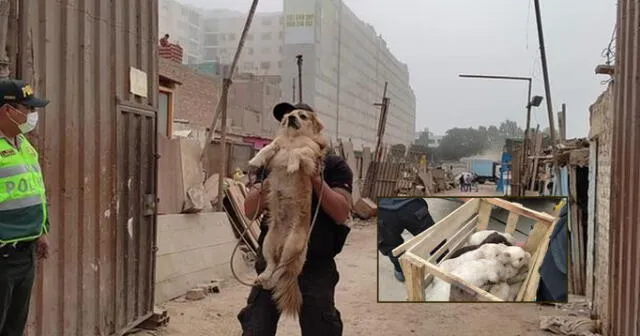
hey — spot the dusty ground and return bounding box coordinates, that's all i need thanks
[141,216,565,336]
[134,186,565,336]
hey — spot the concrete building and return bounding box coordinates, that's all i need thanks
[158,0,204,64]
[201,10,284,77]
[281,0,416,149]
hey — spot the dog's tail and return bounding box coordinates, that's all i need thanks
[271,253,306,317]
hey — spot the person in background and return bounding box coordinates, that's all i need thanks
[0,79,50,335]
[159,33,170,47]
[378,198,436,282]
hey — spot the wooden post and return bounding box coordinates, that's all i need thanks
[529,125,542,191]
[208,0,259,211]
[0,0,10,79]
[400,254,426,301]
[558,103,566,143]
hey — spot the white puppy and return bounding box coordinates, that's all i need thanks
[498,246,531,269]
[467,230,516,246]
[440,243,508,272]
[427,259,512,301]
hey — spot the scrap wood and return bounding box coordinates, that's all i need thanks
[539,316,601,336]
[223,179,260,250]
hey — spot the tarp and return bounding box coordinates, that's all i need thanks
[537,202,569,302]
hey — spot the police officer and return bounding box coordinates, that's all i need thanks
[0,79,50,335]
[378,198,435,282]
[237,102,353,336]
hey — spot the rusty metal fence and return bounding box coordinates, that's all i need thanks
[608,1,640,335]
[5,0,160,335]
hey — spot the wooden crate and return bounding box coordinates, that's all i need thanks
[391,198,558,302]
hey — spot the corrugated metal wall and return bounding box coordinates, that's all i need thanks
[6,0,159,335]
[609,1,639,335]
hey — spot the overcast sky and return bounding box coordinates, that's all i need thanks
[180,0,617,138]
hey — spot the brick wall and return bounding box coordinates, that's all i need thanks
[588,82,613,332]
[159,58,281,138]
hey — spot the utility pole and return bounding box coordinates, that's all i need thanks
[364,81,389,198]
[296,54,303,103]
[533,0,557,147]
[558,103,566,143]
[335,0,343,142]
[292,77,296,102]
[197,0,259,211]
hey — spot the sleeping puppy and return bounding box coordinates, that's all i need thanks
[497,246,531,269]
[247,108,328,317]
[440,243,507,272]
[447,232,513,260]
[467,230,516,246]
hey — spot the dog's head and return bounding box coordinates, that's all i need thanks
[498,246,531,269]
[278,108,325,138]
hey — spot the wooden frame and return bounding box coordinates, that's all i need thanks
[159,86,174,137]
[392,198,559,302]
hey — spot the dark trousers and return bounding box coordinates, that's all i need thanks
[378,199,435,272]
[0,242,36,336]
[238,255,342,336]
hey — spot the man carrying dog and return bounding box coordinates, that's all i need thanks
[238,102,353,336]
[0,79,50,335]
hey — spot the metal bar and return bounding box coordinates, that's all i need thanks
[458,74,532,82]
[521,78,533,196]
[533,0,557,147]
[296,54,303,103]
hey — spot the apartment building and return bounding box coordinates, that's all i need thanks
[200,10,284,77]
[281,0,416,149]
[158,0,204,64]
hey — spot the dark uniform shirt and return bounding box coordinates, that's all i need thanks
[253,154,353,264]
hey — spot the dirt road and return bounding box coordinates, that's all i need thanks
[151,218,562,336]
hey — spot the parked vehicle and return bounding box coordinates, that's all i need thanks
[469,159,499,184]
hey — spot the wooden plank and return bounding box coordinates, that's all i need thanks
[523,221,551,254]
[505,212,520,234]
[568,166,584,295]
[224,180,260,248]
[483,198,556,224]
[519,217,558,301]
[408,252,502,302]
[423,216,478,285]
[476,200,493,230]
[392,198,481,257]
[586,142,597,301]
[399,253,426,301]
[529,132,544,191]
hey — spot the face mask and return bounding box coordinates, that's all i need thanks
[18,112,38,133]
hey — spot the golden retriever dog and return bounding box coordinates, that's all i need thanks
[247,107,328,317]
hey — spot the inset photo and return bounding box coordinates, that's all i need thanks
[377,197,568,303]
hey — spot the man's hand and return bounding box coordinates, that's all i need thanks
[36,235,49,259]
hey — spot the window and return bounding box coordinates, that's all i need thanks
[247,47,254,55]
[158,88,173,137]
[244,62,254,70]
[260,62,271,70]
[260,32,272,40]
[262,17,273,25]
[228,33,236,40]
[204,48,218,60]
[204,33,219,45]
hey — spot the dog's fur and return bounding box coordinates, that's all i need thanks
[247,108,328,317]
[467,230,516,246]
[447,232,514,260]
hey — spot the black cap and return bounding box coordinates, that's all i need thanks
[0,79,49,108]
[273,102,314,121]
